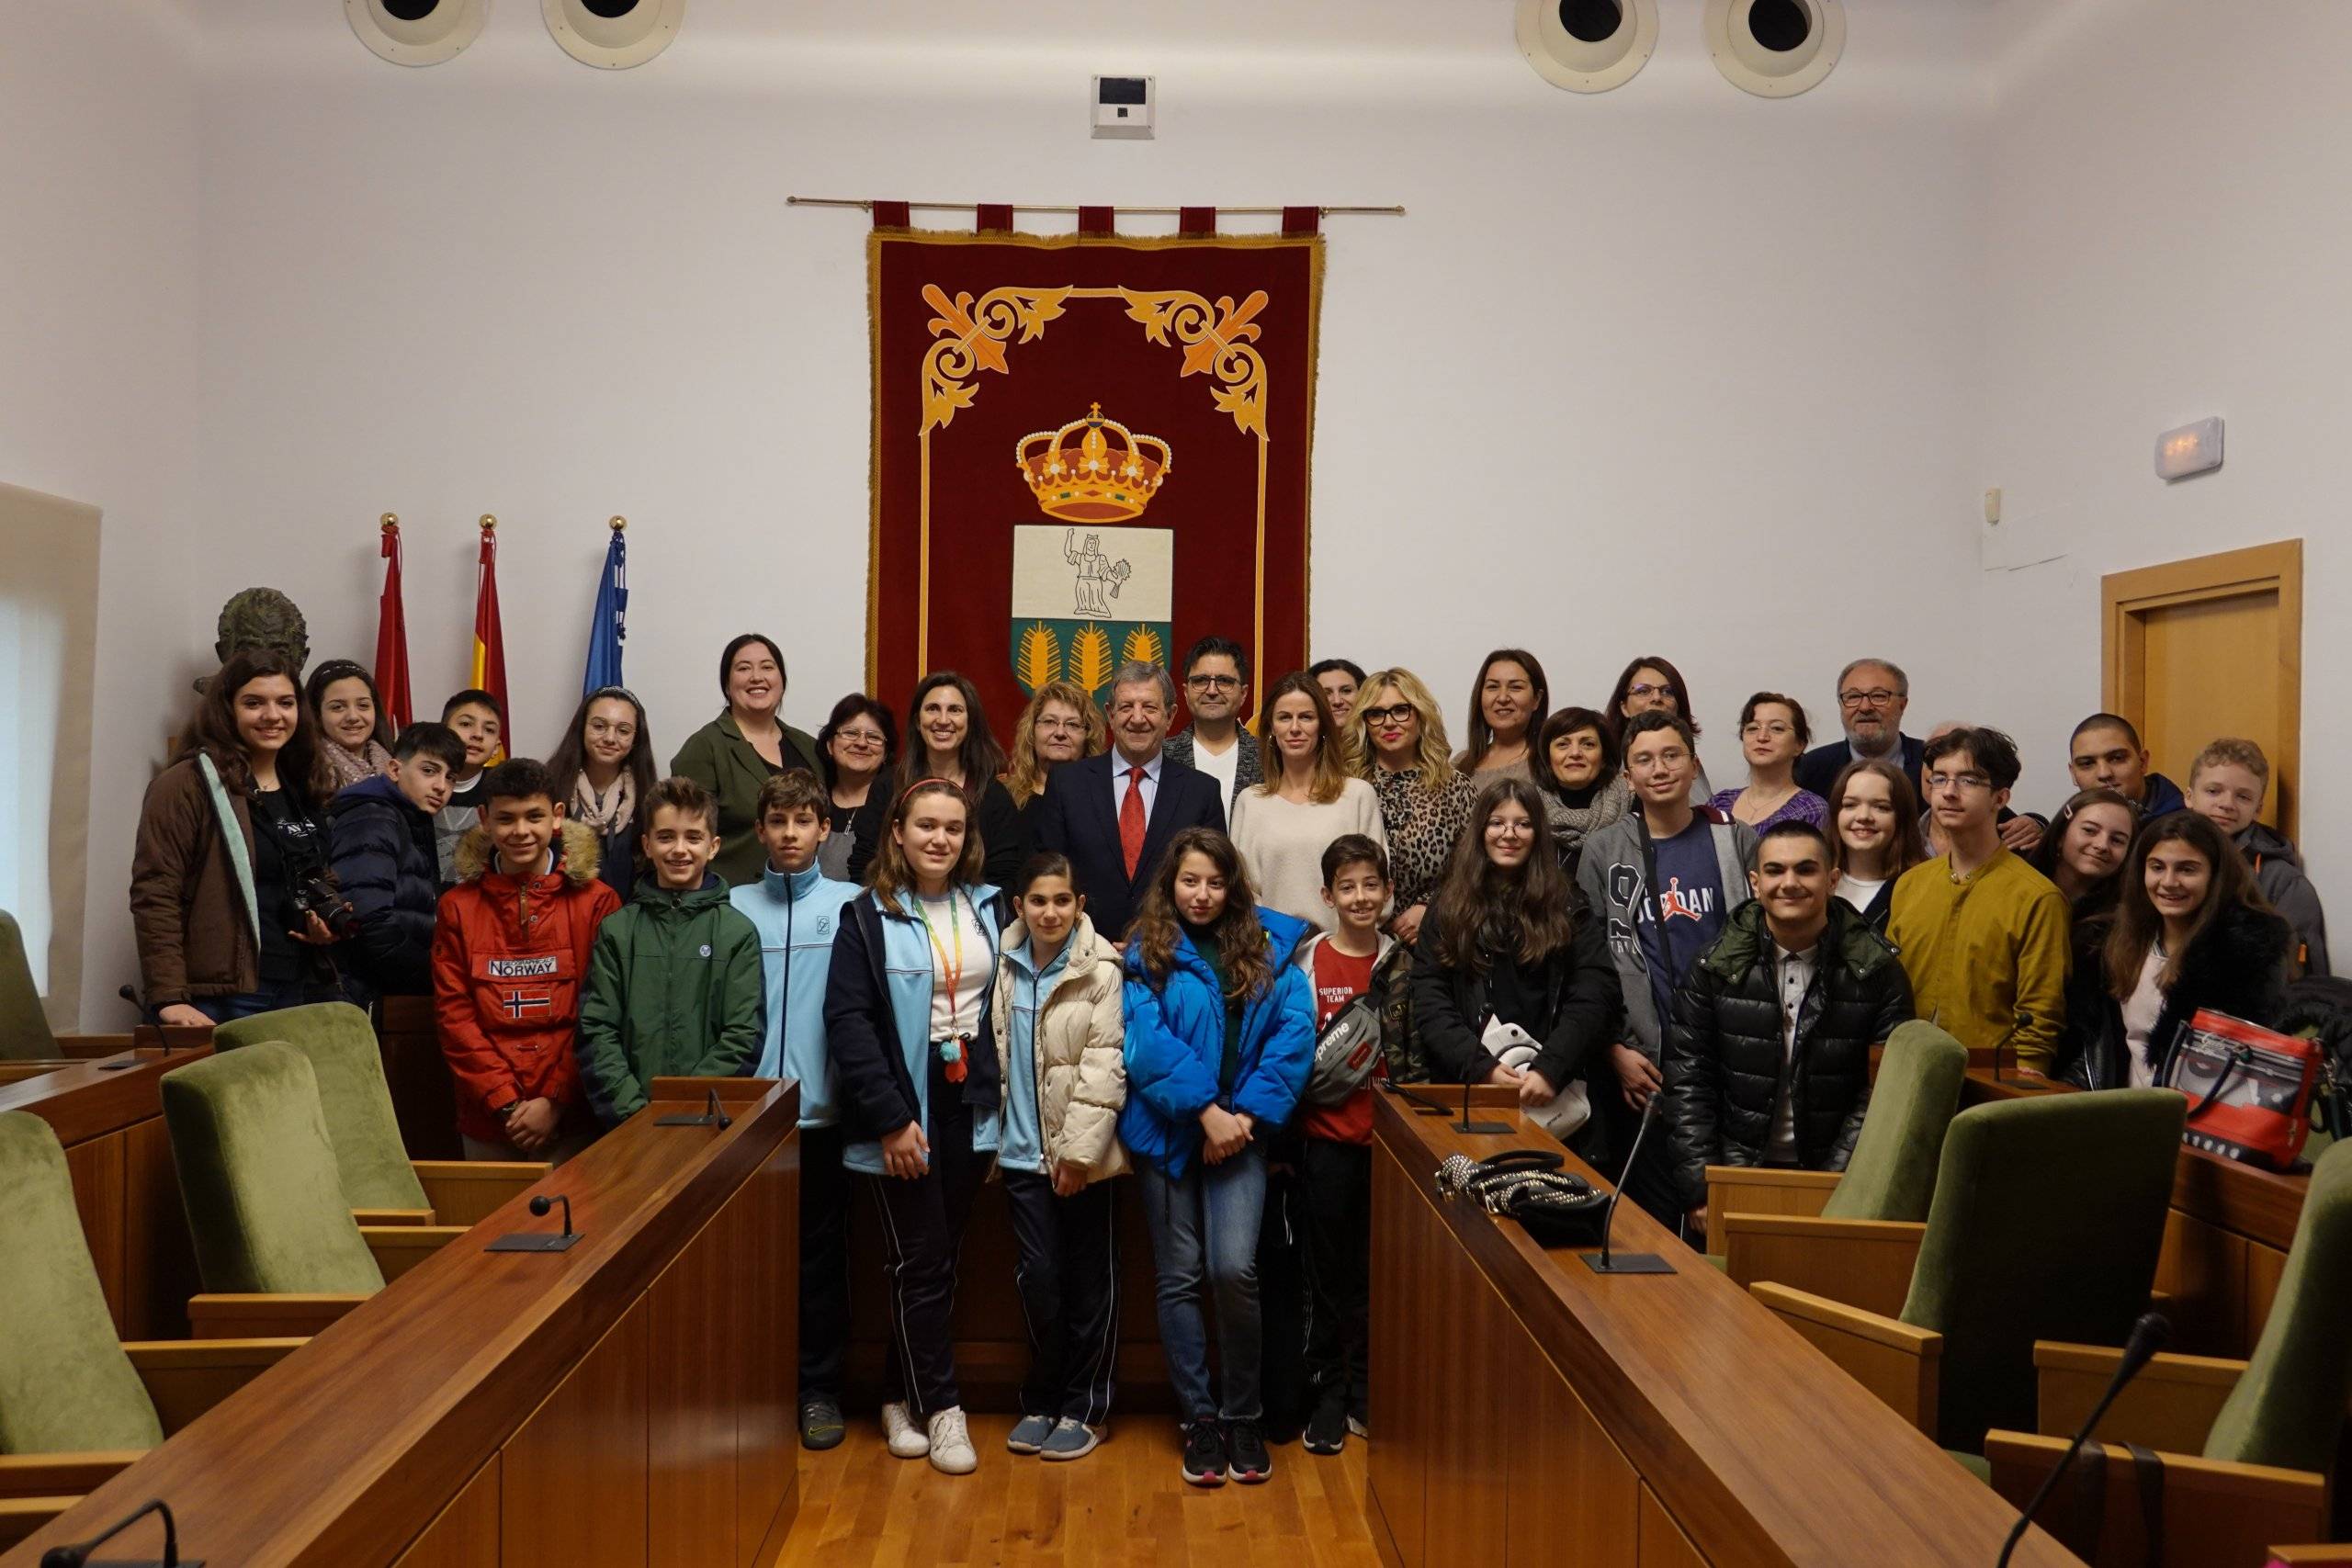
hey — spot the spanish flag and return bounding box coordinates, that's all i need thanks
[472,515,509,761]
[374,514,413,730]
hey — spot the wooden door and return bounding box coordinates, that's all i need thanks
[2102,540,2301,839]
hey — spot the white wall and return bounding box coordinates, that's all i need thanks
[1,2,201,1026]
[26,1,2002,1021]
[1977,0,2352,907]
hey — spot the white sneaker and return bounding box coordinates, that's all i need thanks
[881,1401,930,1459]
[927,1405,978,1475]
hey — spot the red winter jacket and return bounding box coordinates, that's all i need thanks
[431,821,620,1141]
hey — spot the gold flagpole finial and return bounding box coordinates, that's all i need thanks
[379,513,399,531]
[609,514,627,532]
[479,514,497,533]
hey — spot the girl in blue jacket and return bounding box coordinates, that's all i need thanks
[823,778,1006,1477]
[1121,826,1314,1489]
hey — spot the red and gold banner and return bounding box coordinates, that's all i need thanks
[867,217,1322,732]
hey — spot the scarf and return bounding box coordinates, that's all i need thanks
[1545,773,1632,853]
[323,738,392,791]
[572,771,635,838]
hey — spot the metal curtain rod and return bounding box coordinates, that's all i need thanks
[787,197,1404,216]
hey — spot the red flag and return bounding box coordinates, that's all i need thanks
[374,514,413,730]
[471,515,508,758]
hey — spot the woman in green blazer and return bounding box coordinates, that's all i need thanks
[672,633,822,887]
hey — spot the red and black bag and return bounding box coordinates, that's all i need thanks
[2159,1009,2323,1171]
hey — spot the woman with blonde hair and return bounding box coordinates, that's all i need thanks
[1351,668,1475,945]
[1229,672,1385,931]
[1004,679,1107,818]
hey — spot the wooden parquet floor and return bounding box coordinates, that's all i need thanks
[775,1412,1385,1568]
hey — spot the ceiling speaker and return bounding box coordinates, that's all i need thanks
[345,0,491,66]
[1705,0,1846,98]
[543,0,685,69]
[1516,0,1658,94]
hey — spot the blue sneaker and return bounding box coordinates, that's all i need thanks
[1006,1413,1055,1454]
[1040,1418,1102,1461]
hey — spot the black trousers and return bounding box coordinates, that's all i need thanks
[867,1056,978,1417]
[1255,1152,1309,1436]
[1001,1168,1121,1425]
[797,1122,852,1402]
[1298,1137,1370,1417]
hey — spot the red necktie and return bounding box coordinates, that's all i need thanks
[1120,765,1147,879]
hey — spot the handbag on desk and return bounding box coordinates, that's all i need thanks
[1482,1016,1590,1141]
[1435,1148,1610,1247]
[2160,1009,2321,1171]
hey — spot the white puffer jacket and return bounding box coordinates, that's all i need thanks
[989,913,1131,1180]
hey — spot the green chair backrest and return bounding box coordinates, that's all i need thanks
[0,1112,164,1453]
[1821,1020,1969,1223]
[2202,1138,2352,1470]
[0,909,61,1061]
[1898,1088,2187,1451]
[209,1002,429,1212]
[161,1043,386,1296]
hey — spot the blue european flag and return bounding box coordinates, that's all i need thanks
[583,522,627,694]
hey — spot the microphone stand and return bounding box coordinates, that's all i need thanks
[1579,1087,1674,1274]
[1378,1079,1451,1117]
[1994,1312,2170,1568]
[1455,1074,1512,1136]
[40,1497,199,1567]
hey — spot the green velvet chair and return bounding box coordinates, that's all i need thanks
[0,909,59,1061]
[1755,1087,2186,1453]
[1981,1137,2352,1565]
[1710,1021,1970,1311]
[209,1001,542,1227]
[0,1112,298,1545]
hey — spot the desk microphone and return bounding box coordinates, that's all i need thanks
[655,1088,733,1129]
[1455,1075,1512,1136]
[485,1190,583,1253]
[1378,1079,1451,1117]
[1578,1088,1674,1275]
[1992,1010,2031,1086]
[40,1497,199,1567]
[1993,1311,2170,1568]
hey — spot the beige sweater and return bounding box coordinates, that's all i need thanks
[1229,777,1388,932]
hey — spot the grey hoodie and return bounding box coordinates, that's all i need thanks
[1576,807,1758,1057]
[2237,822,2330,976]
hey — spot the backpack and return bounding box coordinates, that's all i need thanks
[2273,975,2352,1140]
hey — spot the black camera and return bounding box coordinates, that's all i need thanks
[291,873,359,942]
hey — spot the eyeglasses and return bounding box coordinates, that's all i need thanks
[1358,704,1415,726]
[1740,722,1795,739]
[1925,771,1992,793]
[1186,674,1241,692]
[835,728,886,748]
[1625,682,1671,700]
[1838,689,1899,709]
[1035,719,1086,736]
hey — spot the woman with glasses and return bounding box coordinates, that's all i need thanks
[1454,649,1549,779]
[1605,655,1711,800]
[1351,670,1475,947]
[815,694,898,883]
[1005,680,1106,826]
[1710,693,1826,832]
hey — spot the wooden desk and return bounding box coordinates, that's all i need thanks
[0,1044,211,1338]
[1959,1069,2310,1355]
[1,1077,801,1568]
[1367,1092,2078,1568]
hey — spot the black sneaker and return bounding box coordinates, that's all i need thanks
[1302,1395,1347,1456]
[1227,1418,1272,1483]
[798,1394,845,1451]
[1181,1417,1227,1487]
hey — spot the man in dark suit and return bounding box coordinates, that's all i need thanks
[1035,660,1227,942]
[1792,657,1927,799]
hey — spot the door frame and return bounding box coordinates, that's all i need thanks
[2100,538,2302,840]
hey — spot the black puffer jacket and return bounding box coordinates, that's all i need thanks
[1661,898,1913,1208]
[327,774,439,1001]
[2052,901,2292,1090]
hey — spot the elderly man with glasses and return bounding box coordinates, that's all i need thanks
[1796,658,2043,854]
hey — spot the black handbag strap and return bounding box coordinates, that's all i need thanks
[2070,1441,2108,1562]
[2126,1443,2165,1568]
[1476,1148,1565,1175]
[2180,1044,2249,1121]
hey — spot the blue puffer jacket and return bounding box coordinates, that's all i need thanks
[730,862,859,1127]
[328,774,439,1002]
[1119,908,1315,1182]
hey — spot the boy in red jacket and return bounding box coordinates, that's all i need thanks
[433,758,620,1161]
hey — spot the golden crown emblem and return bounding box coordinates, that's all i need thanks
[1016,403,1173,524]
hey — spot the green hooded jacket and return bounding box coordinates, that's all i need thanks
[577,875,765,1124]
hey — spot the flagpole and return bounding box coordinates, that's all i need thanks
[375,513,414,731]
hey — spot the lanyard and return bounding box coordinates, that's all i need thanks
[911,890,978,1081]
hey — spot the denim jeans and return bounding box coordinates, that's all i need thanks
[193,978,318,1024]
[1136,1143,1268,1422]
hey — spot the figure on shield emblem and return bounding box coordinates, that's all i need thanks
[1064,527,1132,617]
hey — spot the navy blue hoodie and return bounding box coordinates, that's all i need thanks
[329,773,440,1000]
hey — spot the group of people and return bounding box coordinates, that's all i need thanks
[126,632,2329,1488]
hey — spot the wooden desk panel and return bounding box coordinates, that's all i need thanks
[1367,1094,2079,1568]
[0,1080,800,1568]
[393,1456,500,1568]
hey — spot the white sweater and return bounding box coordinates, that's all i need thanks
[1228,777,1388,932]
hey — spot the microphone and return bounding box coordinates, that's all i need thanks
[1992,1009,2032,1086]
[1455,1073,1512,1136]
[485,1189,584,1253]
[1379,1079,1452,1117]
[40,1497,198,1567]
[654,1086,734,1128]
[1994,1312,2170,1568]
[1578,1087,1675,1275]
